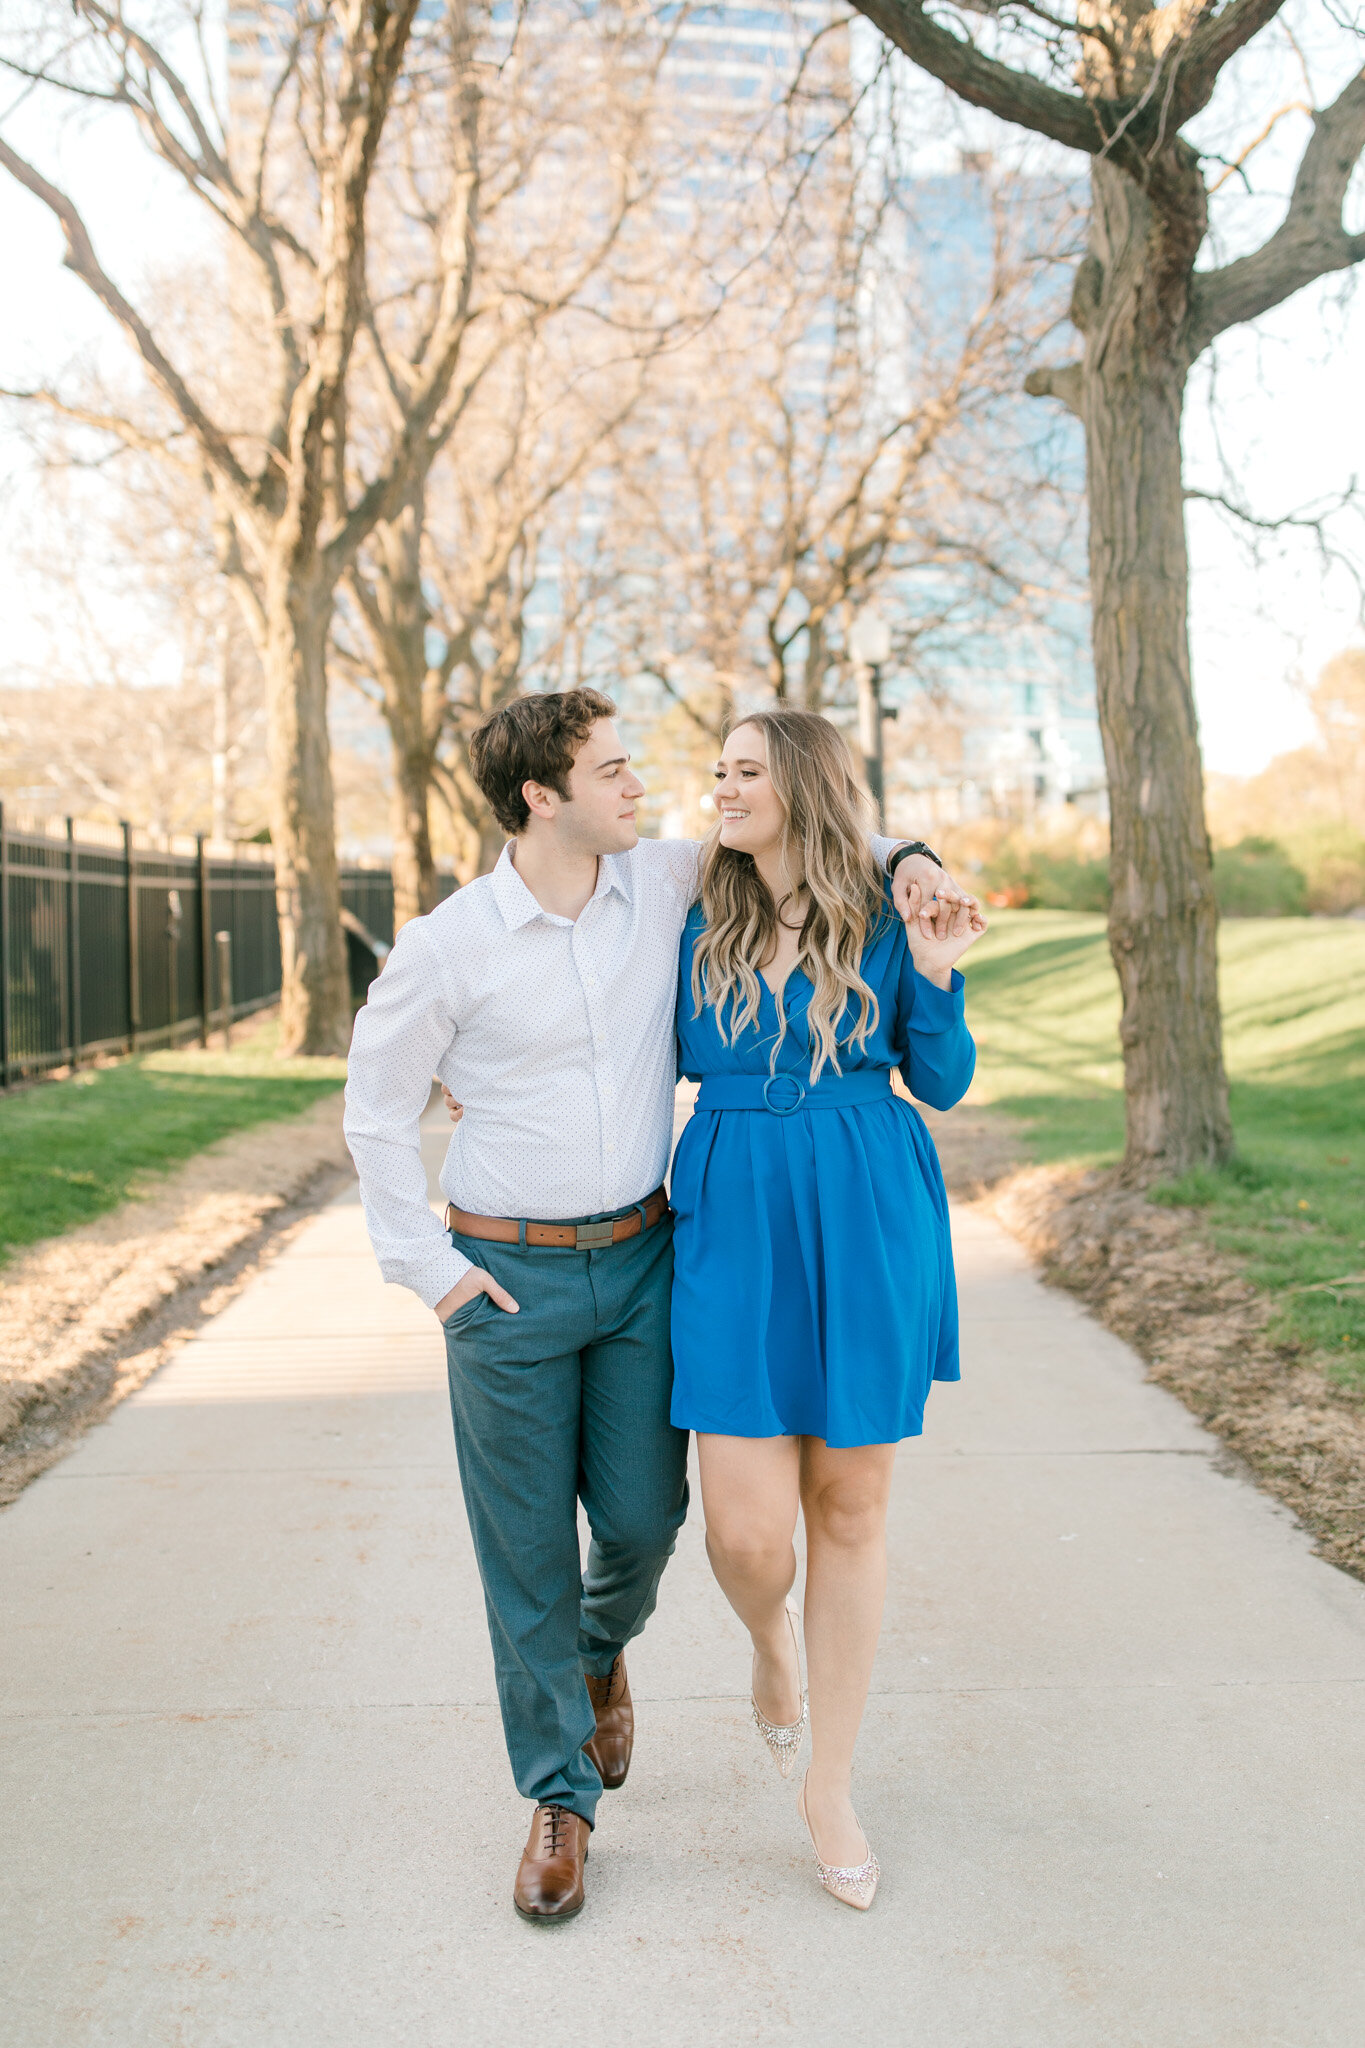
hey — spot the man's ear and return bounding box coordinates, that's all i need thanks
[521,778,557,824]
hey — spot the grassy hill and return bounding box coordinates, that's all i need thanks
[961,912,1365,1380]
[0,1020,346,1260]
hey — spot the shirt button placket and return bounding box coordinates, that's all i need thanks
[577,918,616,1214]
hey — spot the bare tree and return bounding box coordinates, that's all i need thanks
[604,101,1083,753]
[0,1,438,1051]
[424,351,637,881]
[0,392,271,835]
[845,0,1365,1176]
[336,1,669,919]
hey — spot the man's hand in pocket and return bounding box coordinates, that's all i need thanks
[434,1268,519,1322]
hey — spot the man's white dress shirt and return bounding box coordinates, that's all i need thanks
[344,834,895,1308]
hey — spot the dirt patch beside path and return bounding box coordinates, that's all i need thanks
[922,1099,1365,1583]
[0,1096,352,1507]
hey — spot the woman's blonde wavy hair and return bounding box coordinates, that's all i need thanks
[690,708,891,1083]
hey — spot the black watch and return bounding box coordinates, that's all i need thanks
[887,840,944,878]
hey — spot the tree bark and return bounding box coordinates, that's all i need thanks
[349,493,445,928]
[390,751,439,926]
[261,569,350,1055]
[1079,159,1232,1178]
[476,810,506,876]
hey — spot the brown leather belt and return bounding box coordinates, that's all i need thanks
[444,1186,670,1251]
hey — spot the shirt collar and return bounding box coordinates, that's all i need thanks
[597,852,633,905]
[489,842,543,931]
[490,841,633,930]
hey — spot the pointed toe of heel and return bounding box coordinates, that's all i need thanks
[798,1773,880,1911]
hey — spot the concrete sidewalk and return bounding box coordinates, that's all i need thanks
[4,1104,1365,2047]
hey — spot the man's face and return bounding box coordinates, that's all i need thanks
[532,719,644,856]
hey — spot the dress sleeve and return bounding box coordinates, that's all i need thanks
[343,918,473,1308]
[892,937,976,1112]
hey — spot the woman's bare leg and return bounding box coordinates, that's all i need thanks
[799,1438,897,1865]
[696,1433,803,1725]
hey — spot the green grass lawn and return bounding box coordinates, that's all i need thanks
[961,912,1365,1382]
[0,1019,347,1263]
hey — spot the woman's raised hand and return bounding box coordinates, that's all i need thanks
[889,855,987,940]
[901,879,986,988]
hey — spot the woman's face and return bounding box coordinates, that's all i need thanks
[713,724,788,861]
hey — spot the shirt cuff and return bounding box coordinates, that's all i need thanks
[406,1240,473,1311]
[909,965,966,1031]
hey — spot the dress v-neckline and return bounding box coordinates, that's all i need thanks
[760,963,808,1008]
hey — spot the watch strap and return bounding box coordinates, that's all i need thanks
[887,840,944,877]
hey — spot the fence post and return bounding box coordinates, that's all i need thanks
[0,802,10,1090]
[122,819,140,1054]
[65,817,81,1066]
[215,929,233,1049]
[196,834,212,1048]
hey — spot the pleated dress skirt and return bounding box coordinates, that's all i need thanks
[668,1086,960,1449]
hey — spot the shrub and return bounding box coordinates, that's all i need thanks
[1281,824,1365,915]
[1213,837,1307,918]
[939,813,1111,912]
[1029,852,1111,912]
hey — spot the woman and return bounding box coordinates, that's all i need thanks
[670,707,980,1908]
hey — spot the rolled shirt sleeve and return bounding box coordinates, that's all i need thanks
[343,920,472,1309]
[636,836,704,907]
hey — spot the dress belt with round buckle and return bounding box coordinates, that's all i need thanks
[694,1069,894,1117]
[444,1186,670,1250]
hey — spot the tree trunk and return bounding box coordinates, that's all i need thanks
[357,495,445,929]
[262,571,350,1055]
[1080,159,1232,1180]
[476,811,505,875]
[390,741,439,927]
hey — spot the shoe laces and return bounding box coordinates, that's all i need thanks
[539,1805,573,1856]
[589,1655,621,1706]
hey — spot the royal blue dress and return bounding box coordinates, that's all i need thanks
[668,890,975,1448]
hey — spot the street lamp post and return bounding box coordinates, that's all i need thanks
[849,611,893,830]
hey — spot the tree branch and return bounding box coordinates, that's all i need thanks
[1168,0,1293,133]
[0,136,252,502]
[848,0,1131,160]
[1024,361,1084,414]
[1188,67,1365,352]
[0,384,194,464]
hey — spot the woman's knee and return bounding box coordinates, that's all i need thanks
[804,1475,888,1551]
[705,1514,791,1583]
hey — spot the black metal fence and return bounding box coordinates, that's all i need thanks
[0,805,455,1086]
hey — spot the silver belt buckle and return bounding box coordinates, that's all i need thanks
[574,1218,616,1250]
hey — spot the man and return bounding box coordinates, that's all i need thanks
[343,687,973,1923]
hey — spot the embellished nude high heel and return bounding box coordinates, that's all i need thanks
[798,1771,880,1910]
[751,1598,807,1779]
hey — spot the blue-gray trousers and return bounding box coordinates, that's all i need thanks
[442,1208,689,1827]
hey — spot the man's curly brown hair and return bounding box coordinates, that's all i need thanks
[468,688,618,836]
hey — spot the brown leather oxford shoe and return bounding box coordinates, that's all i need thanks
[513,1804,590,1923]
[583,1653,634,1790]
